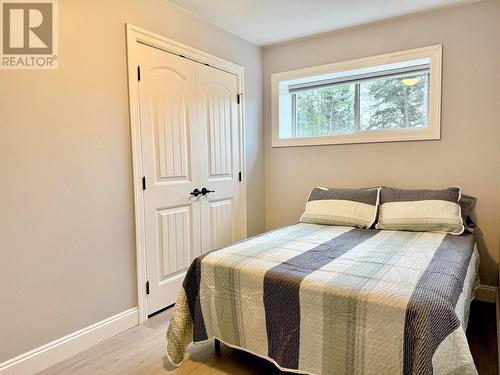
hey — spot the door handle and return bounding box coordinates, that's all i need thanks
[190,188,201,197]
[201,188,215,196]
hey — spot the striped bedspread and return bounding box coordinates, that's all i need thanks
[166,223,478,374]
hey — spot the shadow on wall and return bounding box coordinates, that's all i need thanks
[475,227,496,284]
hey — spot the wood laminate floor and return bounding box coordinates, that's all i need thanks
[39,301,498,375]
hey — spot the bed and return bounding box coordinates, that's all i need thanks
[166,223,479,374]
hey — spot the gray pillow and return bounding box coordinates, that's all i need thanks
[375,186,464,235]
[300,187,380,228]
[459,194,477,233]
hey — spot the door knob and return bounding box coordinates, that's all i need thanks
[201,187,215,196]
[190,188,201,197]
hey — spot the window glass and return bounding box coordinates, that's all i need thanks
[295,84,354,137]
[359,72,429,131]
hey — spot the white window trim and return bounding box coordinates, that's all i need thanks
[271,45,442,147]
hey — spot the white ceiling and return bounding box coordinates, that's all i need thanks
[168,0,475,46]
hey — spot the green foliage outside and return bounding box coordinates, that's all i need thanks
[295,73,428,137]
[296,84,354,136]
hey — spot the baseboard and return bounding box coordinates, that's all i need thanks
[475,284,498,303]
[0,307,139,375]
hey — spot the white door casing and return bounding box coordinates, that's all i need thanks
[127,24,247,320]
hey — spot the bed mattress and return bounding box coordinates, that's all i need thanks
[166,223,478,374]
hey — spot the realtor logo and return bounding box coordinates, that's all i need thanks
[1,0,58,69]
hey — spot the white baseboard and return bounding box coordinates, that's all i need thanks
[475,284,498,304]
[0,307,138,375]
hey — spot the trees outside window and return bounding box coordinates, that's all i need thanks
[294,72,428,137]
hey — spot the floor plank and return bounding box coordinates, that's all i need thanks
[39,300,497,374]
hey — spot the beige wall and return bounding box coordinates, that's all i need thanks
[262,0,500,285]
[0,0,263,361]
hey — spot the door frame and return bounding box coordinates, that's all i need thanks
[125,23,248,323]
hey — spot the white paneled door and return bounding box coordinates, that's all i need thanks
[196,64,241,254]
[137,43,242,315]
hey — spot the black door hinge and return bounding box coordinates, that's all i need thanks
[236,93,241,104]
[238,172,242,182]
[142,176,146,191]
[137,65,141,81]
[146,281,150,295]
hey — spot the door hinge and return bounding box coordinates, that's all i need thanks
[137,65,141,81]
[236,93,241,104]
[146,281,150,295]
[238,171,242,182]
[142,176,146,191]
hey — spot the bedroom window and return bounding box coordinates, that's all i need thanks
[272,45,442,147]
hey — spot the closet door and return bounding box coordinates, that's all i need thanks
[137,43,203,315]
[196,64,242,253]
[136,42,243,315]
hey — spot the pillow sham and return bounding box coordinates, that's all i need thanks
[300,187,379,228]
[459,194,477,233]
[375,186,464,235]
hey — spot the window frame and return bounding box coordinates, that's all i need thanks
[271,45,442,147]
